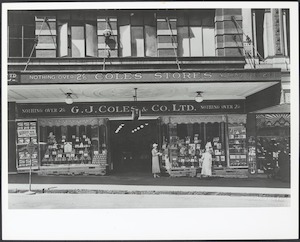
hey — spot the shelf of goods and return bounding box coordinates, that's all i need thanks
[228,125,247,167]
[16,121,38,169]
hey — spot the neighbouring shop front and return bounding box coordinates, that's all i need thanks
[247,104,291,181]
[13,100,250,176]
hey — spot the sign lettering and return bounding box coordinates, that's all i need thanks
[11,70,281,84]
[17,100,245,118]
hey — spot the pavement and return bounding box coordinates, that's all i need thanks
[7,172,291,197]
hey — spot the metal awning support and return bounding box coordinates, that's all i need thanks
[24,17,48,71]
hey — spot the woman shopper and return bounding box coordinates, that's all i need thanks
[151,143,162,178]
[200,142,213,178]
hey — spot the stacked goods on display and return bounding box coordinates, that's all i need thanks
[92,145,108,175]
[212,137,226,167]
[41,133,92,165]
[16,121,38,168]
[228,124,247,167]
[248,136,257,174]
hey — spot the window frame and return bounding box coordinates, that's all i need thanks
[57,11,98,58]
[8,12,36,58]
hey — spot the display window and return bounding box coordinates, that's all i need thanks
[38,118,107,168]
[162,122,227,170]
[255,114,290,173]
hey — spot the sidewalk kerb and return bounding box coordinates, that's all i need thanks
[8,184,291,198]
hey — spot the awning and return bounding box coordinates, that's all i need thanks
[8,69,281,103]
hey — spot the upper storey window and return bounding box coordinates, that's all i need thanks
[57,11,97,57]
[8,11,36,57]
[252,9,290,59]
[177,10,215,57]
[118,11,157,57]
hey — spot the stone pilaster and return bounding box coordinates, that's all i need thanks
[215,9,244,56]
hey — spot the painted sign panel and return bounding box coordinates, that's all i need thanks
[17,129,37,137]
[17,100,245,118]
[14,70,281,84]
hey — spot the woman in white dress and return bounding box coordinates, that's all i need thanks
[162,143,171,174]
[151,143,162,178]
[200,142,213,178]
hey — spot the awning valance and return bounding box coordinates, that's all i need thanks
[39,118,105,127]
[227,114,247,124]
[256,114,290,128]
[161,115,226,124]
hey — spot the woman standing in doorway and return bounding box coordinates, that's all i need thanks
[151,143,162,178]
[200,142,213,178]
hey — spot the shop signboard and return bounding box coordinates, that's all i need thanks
[14,70,281,84]
[17,100,245,118]
[8,72,20,84]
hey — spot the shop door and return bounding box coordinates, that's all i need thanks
[109,119,159,174]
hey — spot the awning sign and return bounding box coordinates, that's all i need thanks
[11,70,281,84]
[17,100,245,118]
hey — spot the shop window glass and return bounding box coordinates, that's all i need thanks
[228,124,247,167]
[165,121,227,173]
[40,125,94,166]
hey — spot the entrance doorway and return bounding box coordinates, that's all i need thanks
[109,119,158,174]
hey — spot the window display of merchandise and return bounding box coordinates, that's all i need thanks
[211,137,226,167]
[16,121,38,168]
[41,133,93,165]
[248,136,257,174]
[169,135,203,169]
[228,124,247,167]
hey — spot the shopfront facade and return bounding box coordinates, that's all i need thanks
[14,100,248,175]
[10,67,282,176]
[7,8,289,178]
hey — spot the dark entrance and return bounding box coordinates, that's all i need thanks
[109,119,158,174]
